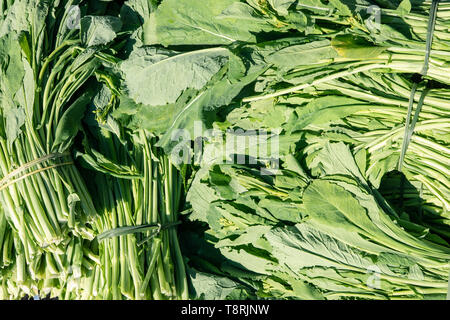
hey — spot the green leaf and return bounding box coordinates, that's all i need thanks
[53,90,94,152]
[120,46,230,107]
[396,0,412,16]
[0,33,25,99]
[18,31,32,64]
[266,39,338,70]
[187,167,221,222]
[155,63,268,153]
[216,225,272,248]
[75,148,141,179]
[223,98,293,130]
[267,223,371,271]
[267,0,296,16]
[289,96,369,134]
[14,57,35,121]
[80,16,122,47]
[282,154,308,178]
[332,35,386,59]
[0,0,50,38]
[308,142,367,185]
[259,198,303,223]
[189,268,253,300]
[0,33,27,145]
[143,0,274,46]
[218,2,265,25]
[295,0,332,14]
[120,0,158,31]
[4,103,26,146]
[327,0,352,16]
[303,179,373,237]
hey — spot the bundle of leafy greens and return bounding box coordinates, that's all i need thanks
[0,0,121,299]
[211,70,449,235]
[75,109,188,300]
[185,143,450,300]
[0,0,189,300]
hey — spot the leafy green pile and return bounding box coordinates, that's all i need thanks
[76,116,188,300]
[186,143,450,299]
[0,0,114,298]
[0,0,449,300]
[215,70,449,233]
[0,0,189,299]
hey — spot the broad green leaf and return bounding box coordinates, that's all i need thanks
[14,57,35,120]
[224,98,292,130]
[75,148,141,179]
[258,198,303,223]
[282,154,308,178]
[120,0,157,31]
[0,34,26,145]
[268,0,296,16]
[143,0,274,46]
[0,0,50,37]
[289,96,370,134]
[155,64,268,152]
[267,223,373,271]
[396,0,412,16]
[332,35,386,59]
[308,142,369,191]
[216,225,272,248]
[80,16,122,47]
[266,39,338,70]
[189,268,253,300]
[53,90,95,152]
[0,34,25,99]
[217,2,271,29]
[303,179,374,237]
[219,246,274,276]
[187,167,221,222]
[327,0,352,16]
[4,103,26,146]
[120,46,230,107]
